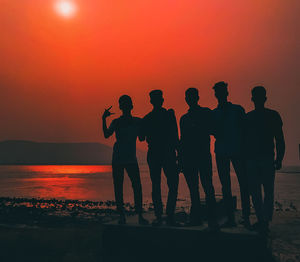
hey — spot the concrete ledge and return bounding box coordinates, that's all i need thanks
[103,212,273,262]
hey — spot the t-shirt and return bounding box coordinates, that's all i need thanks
[108,116,142,164]
[142,108,179,152]
[180,105,212,161]
[212,102,245,156]
[245,108,283,159]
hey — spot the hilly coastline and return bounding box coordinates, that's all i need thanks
[0,140,146,165]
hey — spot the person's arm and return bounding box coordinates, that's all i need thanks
[168,109,180,153]
[238,105,246,130]
[210,109,217,137]
[138,117,146,142]
[102,107,115,139]
[274,113,285,170]
[207,108,215,136]
[239,106,247,153]
[177,117,184,173]
[179,117,184,144]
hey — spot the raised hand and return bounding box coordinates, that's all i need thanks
[102,106,114,119]
[274,159,282,170]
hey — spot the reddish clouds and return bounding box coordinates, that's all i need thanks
[0,0,299,164]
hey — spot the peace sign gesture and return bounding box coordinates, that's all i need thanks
[102,106,115,119]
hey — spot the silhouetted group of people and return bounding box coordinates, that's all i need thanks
[102,81,285,235]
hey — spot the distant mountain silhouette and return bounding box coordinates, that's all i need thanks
[0,140,146,165]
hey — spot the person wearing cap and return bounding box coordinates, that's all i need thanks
[212,81,250,228]
[179,87,219,231]
[245,86,285,234]
[102,95,149,225]
[141,90,180,226]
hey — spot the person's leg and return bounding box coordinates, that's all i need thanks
[147,151,163,221]
[199,154,218,230]
[125,163,149,225]
[216,155,235,225]
[183,165,202,225]
[261,158,275,223]
[112,164,126,224]
[125,163,143,213]
[246,159,264,223]
[231,157,251,224]
[163,151,179,223]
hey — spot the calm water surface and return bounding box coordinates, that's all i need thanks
[0,165,299,208]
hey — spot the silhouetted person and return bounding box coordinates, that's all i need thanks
[102,95,148,225]
[179,88,219,231]
[212,81,250,228]
[245,86,285,234]
[141,90,179,226]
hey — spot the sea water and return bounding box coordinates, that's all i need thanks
[0,165,299,209]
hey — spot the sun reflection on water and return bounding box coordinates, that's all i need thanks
[25,165,112,175]
[16,165,113,200]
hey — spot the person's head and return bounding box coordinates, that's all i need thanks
[118,95,133,113]
[149,89,164,108]
[185,87,199,107]
[213,81,229,103]
[251,86,267,108]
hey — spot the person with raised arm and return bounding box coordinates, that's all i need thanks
[102,95,148,225]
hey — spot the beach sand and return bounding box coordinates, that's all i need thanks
[270,211,300,262]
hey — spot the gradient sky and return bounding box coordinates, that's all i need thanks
[0,0,299,165]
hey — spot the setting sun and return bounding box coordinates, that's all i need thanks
[54,0,77,18]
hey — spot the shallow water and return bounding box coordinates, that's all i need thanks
[0,165,299,209]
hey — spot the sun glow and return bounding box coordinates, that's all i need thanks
[54,0,77,18]
[26,165,112,175]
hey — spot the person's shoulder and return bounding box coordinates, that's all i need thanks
[132,116,142,123]
[109,117,121,127]
[198,107,212,118]
[246,110,255,116]
[112,116,121,122]
[212,106,220,114]
[143,111,153,120]
[180,112,189,122]
[245,110,256,120]
[231,103,245,112]
[133,116,142,121]
[166,108,176,118]
[167,108,175,114]
[200,106,212,113]
[265,108,282,121]
[265,108,279,115]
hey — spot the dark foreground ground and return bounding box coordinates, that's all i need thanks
[0,197,299,262]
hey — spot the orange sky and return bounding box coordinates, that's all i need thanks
[0,0,299,165]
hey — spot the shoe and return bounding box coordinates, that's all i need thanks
[118,214,126,225]
[251,222,260,231]
[185,219,203,227]
[251,221,270,236]
[138,215,149,225]
[208,224,221,233]
[260,226,270,237]
[208,220,220,232]
[152,217,163,226]
[166,216,183,227]
[240,218,251,230]
[263,222,270,235]
[221,220,237,228]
